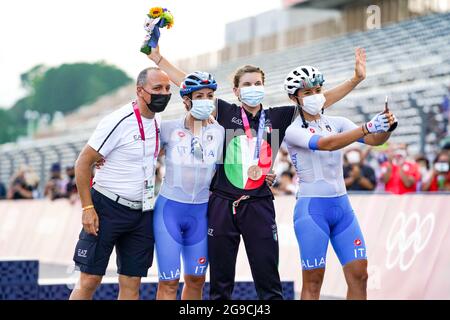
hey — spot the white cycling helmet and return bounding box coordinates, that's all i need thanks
[284,66,325,95]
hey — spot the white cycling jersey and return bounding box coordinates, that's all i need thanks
[158,116,225,203]
[284,114,362,198]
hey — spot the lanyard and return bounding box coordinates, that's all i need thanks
[240,107,265,160]
[132,101,159,164]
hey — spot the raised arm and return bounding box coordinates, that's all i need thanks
[362,132,391,146]
[317,111,394,151]
[323,47,366,108]
[147,45,186,86]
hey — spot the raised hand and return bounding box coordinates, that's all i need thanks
[353,47,366,82]
[365,111,395,133]
[147,45,162,64]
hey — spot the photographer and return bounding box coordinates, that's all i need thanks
[420,151,450,192]
[44,163,66,200]
[7,165,38,200]
[343,148,376,191]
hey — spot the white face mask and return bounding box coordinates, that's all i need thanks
[190,99,214,120]
[301,93,326,115]
[347,151,361,164]
[239,85,265,107]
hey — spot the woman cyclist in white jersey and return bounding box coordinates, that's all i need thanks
[282,65,397,300]
[153,71,224,300]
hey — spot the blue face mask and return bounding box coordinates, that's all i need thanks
[190,99,214,120]
[239,85,265,107]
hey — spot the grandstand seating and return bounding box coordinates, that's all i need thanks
[1,12,449,190]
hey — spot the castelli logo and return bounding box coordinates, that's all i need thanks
[178,131,186,138]
[368,123,373,128]
[354,239,362,246]
[198,257,206,265]
[309,128,315,133]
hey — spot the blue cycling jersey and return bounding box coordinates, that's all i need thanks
[284,114,367,270]
[154,116,223,280]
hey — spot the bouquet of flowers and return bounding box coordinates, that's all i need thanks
[141,7,174,55]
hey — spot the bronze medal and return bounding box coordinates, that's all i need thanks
[248,165,263,181]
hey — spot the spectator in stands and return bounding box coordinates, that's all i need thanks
[44,163,66,200]
[7,165,38,200]
[0,181,7,199]
[343,148,376,191]
[420,151,450,192]
[271,171,296,196]
[415,155,433,191]
[64,166,77,194]
[373,151,389,192]
[380,144,421,194]
[64,165,79,203]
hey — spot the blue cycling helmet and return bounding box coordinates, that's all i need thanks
[180,71,218,97]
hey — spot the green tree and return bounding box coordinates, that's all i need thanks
[0,108,26,144]
[0,62,131,144]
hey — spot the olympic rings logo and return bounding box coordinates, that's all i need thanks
[385,212,435,271]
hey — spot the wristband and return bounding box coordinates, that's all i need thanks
[82,205,95,211]
[362,124,369,135]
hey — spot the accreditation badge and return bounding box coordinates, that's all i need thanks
[142,166,156,212]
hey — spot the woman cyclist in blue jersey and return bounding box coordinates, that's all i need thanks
[153,71,224,300]
[282,65,397,300]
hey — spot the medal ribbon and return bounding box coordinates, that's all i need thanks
[240,107,265,160]
[132,100,159,166]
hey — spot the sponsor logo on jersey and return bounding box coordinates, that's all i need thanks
[326,124,332,132]
[309,128,315,134]
[198,257,206,265]
[354,239,362,246]
[178,131,186,138]
[231,117,243,126]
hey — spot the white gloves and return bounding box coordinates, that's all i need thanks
[365,112,391,133]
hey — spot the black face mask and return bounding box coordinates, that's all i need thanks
[142,88,171,113]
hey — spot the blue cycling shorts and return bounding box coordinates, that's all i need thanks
[294,194,367,270]
[153,195,208,281]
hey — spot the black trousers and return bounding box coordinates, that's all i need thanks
[207,192,283,300]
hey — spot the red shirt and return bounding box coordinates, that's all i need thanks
[428,172,450,191]
[382,161,421,194]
